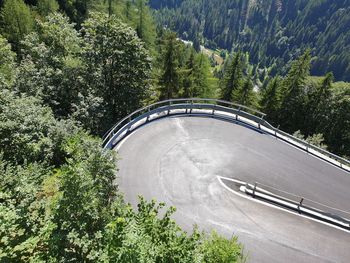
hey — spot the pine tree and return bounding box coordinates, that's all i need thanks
[306,72,333,135]
[192,53,212,97]
[193,33,201,52]
[279,49,311,132]
[136,0,156,49]
[232,76,256,108]
[182,49,195,97]
[220,52,243,102]
[260,77,281,124]
[159,32,181,99]
[1,0,34,53]
[37,0,59,16]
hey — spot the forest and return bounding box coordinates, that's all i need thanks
[0,0,349,262]
[150,0,350,81]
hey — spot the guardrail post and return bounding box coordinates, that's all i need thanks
[212,104,215,115]
[190,100,193,114]
[146,107,151,122]
[298,198,304,214]
[236,107,240,121]
[305,142,310,152]
[167,101,172,115]
[275,125,280,138]
[253,183,257,198]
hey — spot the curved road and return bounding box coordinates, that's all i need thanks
[115,116,350,263]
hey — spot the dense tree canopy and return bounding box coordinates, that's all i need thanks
[150,0,350,81]
[0,3,246,262]
[0,0,34,52]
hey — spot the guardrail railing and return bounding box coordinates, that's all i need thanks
[244,181,350,230]
[102,98,350,172]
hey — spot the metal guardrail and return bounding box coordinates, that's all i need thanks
[102,98,350,172]
[244,182,350,230]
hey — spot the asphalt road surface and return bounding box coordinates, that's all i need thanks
[115,116,350,263]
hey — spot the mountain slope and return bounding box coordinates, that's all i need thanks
[150,0,350,81]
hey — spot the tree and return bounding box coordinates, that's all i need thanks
[0,0,34,53]
[201,231,246,263]
[260,77,281,125]
[193,33,201,52]
[323,88,350,157]
[182,49,195,97]
[192,53,214,98]
[49,132,119,261]
[17,13,83,118]
[232,76,257,108]
[159,32,181,99]
[221,52,243,102]
[0,35,16,86]
[135,0,156,49]
[279,49,311,132]
[37,0,59,16]
[305,72,333,135]
[56,0,91,25]
[82,12,152,132]
[0,158,53,262]
[0,89,57,164]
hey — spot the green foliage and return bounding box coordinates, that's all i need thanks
[323,87,350,157]
[0,0,34,52]
[260,77,281,125]
[279,50,311,132]
[232,77,257,108]
[292,130,327,150]
[105,197,203,262]
[0,159,54,262]
[192,53,216,98]
[159,31,181,99]
[201,231,245,263]
[181,51,215,98]
[56,0,91,25]
[0,90,56,164]
[150,0,350,81]
[304,72,333,135]
[49,132,119,261]
[221,52,243,102]
[0,35,16,86]
[81,12,152,131]
[17,13,83,117]
[135,0,156,49]
[37,0,59,16]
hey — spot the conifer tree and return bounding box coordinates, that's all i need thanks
[37,0,59,16]
[182,49,195,97]
[232,76,256,108]
[221,52,243,102]
[136,0,156,49]
[279,49,311,132]
[260,77,281,124]
[193,33,201,52]
[306,72,333,135]
[159,32,181,99]
[192,53,212,97]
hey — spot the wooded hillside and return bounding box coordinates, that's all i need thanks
[150,0,350,81]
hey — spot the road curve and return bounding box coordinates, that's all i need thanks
[115,116,350,263]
